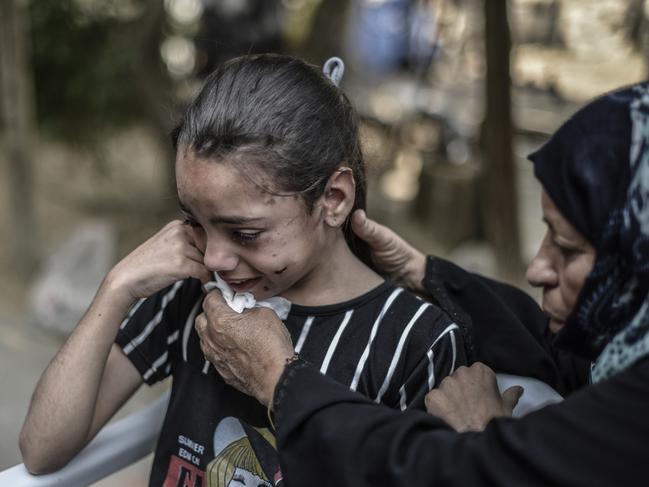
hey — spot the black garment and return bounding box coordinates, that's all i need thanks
[116,279,466,487]
[274,356,649,487]
[270,257,613,486]
[423,256,589,394]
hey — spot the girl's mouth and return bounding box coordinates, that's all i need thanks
[226,277,262,293]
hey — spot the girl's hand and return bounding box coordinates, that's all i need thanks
[351,210,427,293]
[106,220,212,302]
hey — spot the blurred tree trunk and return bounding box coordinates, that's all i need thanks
[481,0,522,282]
[0,0,39,278]
[132,0,177,212]
[295,0,350,64]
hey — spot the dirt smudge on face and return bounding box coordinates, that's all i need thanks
[274,266,288,275]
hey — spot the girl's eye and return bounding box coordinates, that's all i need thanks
[233,230,261,243]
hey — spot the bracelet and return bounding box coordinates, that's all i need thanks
[267,353,300,430]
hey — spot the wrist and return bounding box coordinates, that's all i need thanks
[101,269,139,310]
[264,353,299,410]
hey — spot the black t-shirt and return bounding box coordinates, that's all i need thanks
[116,279,467,487]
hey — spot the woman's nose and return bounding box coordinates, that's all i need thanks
[526,237,558,289]
[203,242,239,273]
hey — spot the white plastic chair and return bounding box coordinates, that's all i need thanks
[0,392,169,486]
[496,373,563,417]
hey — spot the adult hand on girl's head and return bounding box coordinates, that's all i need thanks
[105,220,212,303]
[424,363,524,433]
[351,210,427,293]
[196,291,295,408]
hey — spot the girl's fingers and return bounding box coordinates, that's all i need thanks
[183,244,206,265]
[175,259,212,285]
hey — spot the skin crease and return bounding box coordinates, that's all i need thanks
[176,151,383,306]
[526,190,596,334]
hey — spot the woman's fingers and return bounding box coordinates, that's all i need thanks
[195,296,295,407]
[501,386,524,413]
[351,210,426,293]
[351,210,392,250]
[424,363,518,433]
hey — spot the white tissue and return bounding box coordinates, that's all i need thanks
[203,272,291,320]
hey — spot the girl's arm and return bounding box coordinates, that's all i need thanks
[19,221,211,474]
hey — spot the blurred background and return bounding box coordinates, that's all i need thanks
[0,0,647,483]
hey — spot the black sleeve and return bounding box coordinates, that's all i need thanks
[275,358,649,487]
[115,279,202,385]
[400,326,468,410]
[423,256,590,394]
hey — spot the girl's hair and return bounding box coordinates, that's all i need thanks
[172,53,373,268]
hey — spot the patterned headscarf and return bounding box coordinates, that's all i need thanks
[529,82,649,382]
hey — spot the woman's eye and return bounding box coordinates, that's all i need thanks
[233,231,261,243]
[183,218,202,228]
[556,242,578,259]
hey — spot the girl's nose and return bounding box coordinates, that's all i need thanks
[526,234,558,289]
[203,242,239,273]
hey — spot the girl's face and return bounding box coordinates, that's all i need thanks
[176,152,333,301]
[526,190,596,333]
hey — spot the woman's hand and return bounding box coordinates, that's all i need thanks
[425,363,524,432]
[106,220,212,302]
[195,291,295,408]
[351,210,427,293]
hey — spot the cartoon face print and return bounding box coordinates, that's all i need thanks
[207,417,278,487]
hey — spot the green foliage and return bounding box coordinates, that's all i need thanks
[28,0,147,144]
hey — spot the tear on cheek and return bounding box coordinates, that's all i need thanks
[274,266,288,275]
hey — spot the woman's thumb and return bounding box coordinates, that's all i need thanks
[502,386,524,413]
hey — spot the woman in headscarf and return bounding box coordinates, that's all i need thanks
[195,82,649,486]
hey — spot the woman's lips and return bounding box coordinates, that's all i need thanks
[225,277,262,293]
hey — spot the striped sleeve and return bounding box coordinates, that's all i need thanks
[115,279,199,385]
[397,322,467,411]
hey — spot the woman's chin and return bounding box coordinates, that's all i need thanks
[548,319,565,334]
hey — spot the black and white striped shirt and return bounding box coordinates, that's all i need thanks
[116,279,466,486]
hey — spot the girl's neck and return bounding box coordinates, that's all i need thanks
[280,234,384,307]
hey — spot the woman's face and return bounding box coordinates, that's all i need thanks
[176,152,333,302]
[526,190,596,333]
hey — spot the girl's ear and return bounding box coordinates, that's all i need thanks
[322,167,355,228]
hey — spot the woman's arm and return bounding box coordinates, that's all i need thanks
[274,357,649,487]
[195,290,646,485]
[351,210,590,393]
[19,221,211,474]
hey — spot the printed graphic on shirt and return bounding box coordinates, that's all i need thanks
[206,417,280,487]
[162,454,204,487]
[162,434,208,487]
